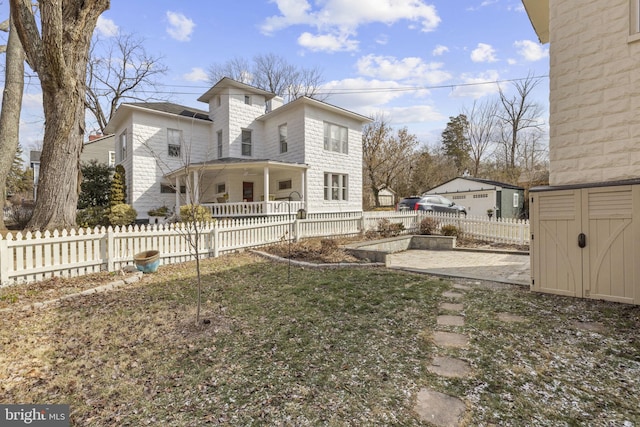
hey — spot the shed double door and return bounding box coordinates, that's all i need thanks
[531,185,640,304]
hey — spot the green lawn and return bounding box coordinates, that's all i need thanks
[1,253,639,426]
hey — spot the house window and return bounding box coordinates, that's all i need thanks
[108,151,115,167]
[324,173,348,201]
[216,183,226,194]
[216,95,221,107]
[279,124,288,153]
[244,95,251,105]
[323,122,348,154]
[160,184,186,194]
[241,129,252,156]
[473,193,489,199]
[217,130,223,158]
[278,179,292,191]
[513,193,519,208]
[168,128,182,157]
[119,130,127,161]
[452,195,466,200]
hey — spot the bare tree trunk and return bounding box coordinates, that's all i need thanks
[0,17,25,230]
[10,0,110,230]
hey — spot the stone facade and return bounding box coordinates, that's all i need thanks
[547,0,640,185]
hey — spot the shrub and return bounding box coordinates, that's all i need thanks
[5,205,33,230]
[110,165,127,207]
[148,206,170,217]
[419,217,439,235]
[376,218,405,237]
[441,224,461,237]
[179,204,210,223]
[108,204,137,227]
[76,206,109,228]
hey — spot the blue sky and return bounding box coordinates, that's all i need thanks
[1,0,549,152]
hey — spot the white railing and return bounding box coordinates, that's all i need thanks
[204,201,305,217]
[0,211,529,286]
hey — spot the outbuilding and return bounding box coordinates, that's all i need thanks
[425,177,525,219]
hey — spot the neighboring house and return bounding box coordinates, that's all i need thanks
[377,188,396,208]
[424,177,525,219]
[524,0,640,304]
[80,133,116,167]
[104,77,372,220]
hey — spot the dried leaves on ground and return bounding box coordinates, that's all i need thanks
[2,240,639,425]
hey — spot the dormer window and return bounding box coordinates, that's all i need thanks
[244,95,251,105]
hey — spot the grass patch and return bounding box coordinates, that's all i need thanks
[1,254,639,425]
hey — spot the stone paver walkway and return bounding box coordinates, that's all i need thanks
[414,277,535,426]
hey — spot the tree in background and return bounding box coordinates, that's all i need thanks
[110,164,127,207]
[85,32,168,133]
[0,11,25,230]
[463,99,499,177]
[362,115,418,208]
[441,114,471,175]
[11,0,110,230]
[6,145,33,198]
[408,146,458,196]
[208,53,325,102]
[496,75,544,181]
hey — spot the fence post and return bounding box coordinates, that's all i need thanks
[294,219,301,242]
[212,227,219,258]
[106,227,115,272]
[0,235,9,286]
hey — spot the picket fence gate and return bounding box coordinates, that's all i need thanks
[0,212,528,286]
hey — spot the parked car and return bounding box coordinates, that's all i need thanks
[396,196,422,211]
[416,195,467,216]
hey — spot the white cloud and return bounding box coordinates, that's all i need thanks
[96,16,119,37]
[432,45,449,56]
[471,43,497,63]
[450,70,501,99]
[262,0,440,52]
[298,32,359,52]
[322,78,407,111]
[514,40,549,61]
[166,11,195,42]
[356,54,451,85]
[386,105,445,125]
[183,67,208,82]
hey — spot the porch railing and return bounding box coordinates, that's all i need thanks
[203,201,305,217]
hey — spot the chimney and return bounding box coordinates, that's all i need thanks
[88,132,103,141]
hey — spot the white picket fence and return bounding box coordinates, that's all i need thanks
[0,211,528,286]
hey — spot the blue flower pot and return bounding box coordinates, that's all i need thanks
[134,250,160,273]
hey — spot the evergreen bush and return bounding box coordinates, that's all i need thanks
[179,204,210,223]
[108,203,137,226]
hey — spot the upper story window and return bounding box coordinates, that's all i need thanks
[244,95,251,105]
[168,128,182,158]
[324,173,348,201]
[241,129,252,156]
[108,151,115,167]
[216,95,221,107]
[279,124,288,153]
[217,130,223,158]
[119,130,127,161]
[323,122,348,154]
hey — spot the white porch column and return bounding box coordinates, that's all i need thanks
[193,170,200,204]
[301,169,307,209]
[175,176,181,213]
[263,166,270,201]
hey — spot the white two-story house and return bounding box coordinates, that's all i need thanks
[104,78,372,220]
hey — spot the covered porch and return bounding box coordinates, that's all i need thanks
[166,158,309,218]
